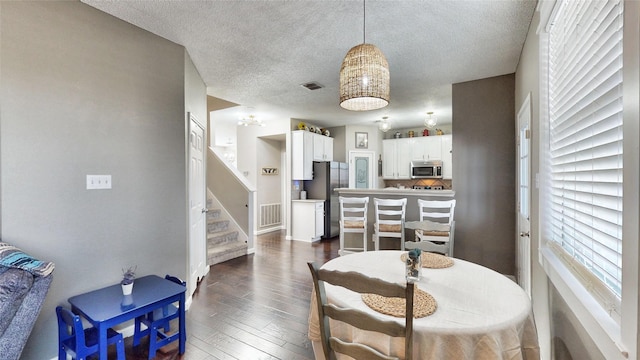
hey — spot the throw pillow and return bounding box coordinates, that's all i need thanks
[0,243,54,277]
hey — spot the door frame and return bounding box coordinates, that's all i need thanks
[348,150,375,189]
[187,113,207,300]
[516,93,532,297]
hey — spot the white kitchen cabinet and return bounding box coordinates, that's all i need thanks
[292,130,334,180]
[441,134,453,179]
[382,138,411,179]
[292,131,314,180]
[292,200,324,242]
[313,134,333,161]
[410,136,442,161]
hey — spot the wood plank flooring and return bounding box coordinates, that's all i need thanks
[124,230,339,359]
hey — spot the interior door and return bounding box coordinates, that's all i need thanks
[349,151,375,188]
[516,94,531,298]
[188,113,206,298]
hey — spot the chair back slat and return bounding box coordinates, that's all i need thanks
[330,337,400,360]
[418,199,456,225]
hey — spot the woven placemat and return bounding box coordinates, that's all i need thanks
[400,252,454,269]
[362,288,437,318]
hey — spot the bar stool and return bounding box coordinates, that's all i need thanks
[373,198,407,251]
[338,196,369,255]
[413,199,456,256]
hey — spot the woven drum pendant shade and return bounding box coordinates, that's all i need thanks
[339,43,390,111]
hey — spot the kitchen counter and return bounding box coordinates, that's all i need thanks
[335,188,455,197]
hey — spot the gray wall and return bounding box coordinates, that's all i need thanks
[452,74,516,275]
[514,6,552,357]
[0,2,194,358]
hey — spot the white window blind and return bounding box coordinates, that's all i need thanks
[548,0,623,298]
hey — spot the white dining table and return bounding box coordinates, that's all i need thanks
[308,251,540,360]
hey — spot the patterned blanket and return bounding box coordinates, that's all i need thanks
[0,243,54,277]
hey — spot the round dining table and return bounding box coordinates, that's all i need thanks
[308,250,540,360]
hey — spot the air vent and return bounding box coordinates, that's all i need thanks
[301,82,323,90]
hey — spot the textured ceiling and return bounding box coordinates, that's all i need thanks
[81,0,536,129]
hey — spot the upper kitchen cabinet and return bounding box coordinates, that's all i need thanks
[313,134,333,161]
[292,130,334,180]
[292,130,314,180]
[441,134,453,179]
[382,138,411,179]
[410,136,442,161]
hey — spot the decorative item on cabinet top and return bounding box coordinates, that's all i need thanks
[297,122,330,137]
[261,167,278,175]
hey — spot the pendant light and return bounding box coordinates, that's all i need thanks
[378,116,391,132]
[339,0,390,111]
[424,112,437,129]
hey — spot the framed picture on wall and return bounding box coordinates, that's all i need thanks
[355,132,368,149]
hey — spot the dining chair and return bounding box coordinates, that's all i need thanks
[307,262,414,360]
[338,196,369,256]
[410,199,456,256]
[133,275,186,360]
[373,198,407,251]
[56,305,125,360]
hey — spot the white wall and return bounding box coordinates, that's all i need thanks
[236,118,291,236]
[0,2,204,358]
[256,138,284,231]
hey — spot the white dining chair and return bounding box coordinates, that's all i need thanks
[411,199,456,256]
[308,261,414,360]
[338,197,369,256]
[373,198,407,251]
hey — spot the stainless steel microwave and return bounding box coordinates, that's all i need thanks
[410,160,443,179]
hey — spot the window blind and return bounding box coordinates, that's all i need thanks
[548,0,623,298]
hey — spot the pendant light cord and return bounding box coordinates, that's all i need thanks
[363,0,366,44]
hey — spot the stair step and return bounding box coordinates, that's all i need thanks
[207,230,239,247]
[207,218,229,233]
[206,209,221,220]
[204,196,245,264]
[207,241,247,266]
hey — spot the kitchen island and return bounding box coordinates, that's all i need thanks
[335,188,455,250]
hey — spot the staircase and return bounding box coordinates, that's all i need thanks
[206,197,248,266]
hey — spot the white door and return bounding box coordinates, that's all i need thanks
[349,151,375,188]
[516,95,531,297]
[188,113,206,297]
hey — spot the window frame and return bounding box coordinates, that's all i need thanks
[536,1,639,359]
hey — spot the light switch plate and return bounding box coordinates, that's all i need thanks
[86,175,112,190]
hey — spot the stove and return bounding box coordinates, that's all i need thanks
[412,185,444,190]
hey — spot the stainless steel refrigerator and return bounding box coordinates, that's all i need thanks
[304,161,349,238]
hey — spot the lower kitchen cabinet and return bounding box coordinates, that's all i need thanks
[292,200,325,242]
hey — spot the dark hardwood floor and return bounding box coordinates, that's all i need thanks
[123,230,339,359]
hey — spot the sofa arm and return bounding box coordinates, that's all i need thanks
[0,274,53,360]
